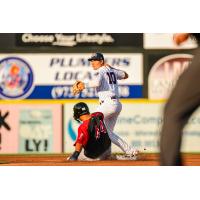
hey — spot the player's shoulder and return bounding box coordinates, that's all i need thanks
[78,121,88,130]
[99,66,110,73]
[91,112,104,118]
[104,65,119,72]
[78,122,89,135]
[78,123,84,131]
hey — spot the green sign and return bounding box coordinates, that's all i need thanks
[19,109,53,153]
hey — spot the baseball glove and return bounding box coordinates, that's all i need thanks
[72,81,85,95]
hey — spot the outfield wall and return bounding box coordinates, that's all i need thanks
[63,100,200,153]
[1,99,200,154]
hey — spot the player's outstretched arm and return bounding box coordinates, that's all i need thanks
[68,143,83,161]
[105,63,128,79]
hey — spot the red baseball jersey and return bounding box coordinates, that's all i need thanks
[74,112,111,158]
[74,112,104,146]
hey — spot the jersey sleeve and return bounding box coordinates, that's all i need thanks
[114,68,126,80]
[74,126,88,146]
[84,72,102,88]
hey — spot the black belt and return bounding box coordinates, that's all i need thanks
[111,96,118,99]
[100,96,118,104]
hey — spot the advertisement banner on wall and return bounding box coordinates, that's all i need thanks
[64,101,200,153]
[148,53,193,100]
[19,109,53,153]
[144,33,198,49]
[0,104,62,154]
[0,53,143,99]
[118,102,200,153]
[0,105,19,153]
[16,33,143,47]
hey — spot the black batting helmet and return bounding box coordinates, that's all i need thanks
[73,102,90,121]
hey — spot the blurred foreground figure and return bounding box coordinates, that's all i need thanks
[160,33,200,165]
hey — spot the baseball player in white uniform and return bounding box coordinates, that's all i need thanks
[74,52,139,158]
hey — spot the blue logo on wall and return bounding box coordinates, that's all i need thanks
[68,119,77,141]
[0,57,34,99]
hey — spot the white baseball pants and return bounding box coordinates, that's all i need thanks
[96,99,133,154]
[78,147,111,161]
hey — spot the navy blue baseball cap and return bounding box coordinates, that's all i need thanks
[88,52,104,61]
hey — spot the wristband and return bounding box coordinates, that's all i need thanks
[69,151,80,161]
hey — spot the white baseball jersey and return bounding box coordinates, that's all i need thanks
[84,65,137,155]
[85,66,125,101]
